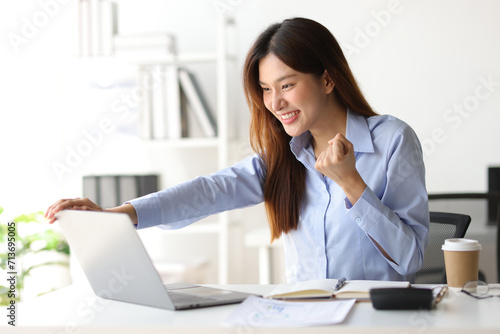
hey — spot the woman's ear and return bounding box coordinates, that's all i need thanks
[323,70,335,94]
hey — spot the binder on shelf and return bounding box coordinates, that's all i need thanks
[83,175,158,207]
[82,175,99,204]
[117,175,137,205]
[136,175,158,198]
[99,175,118,209]
[179,68,217,137]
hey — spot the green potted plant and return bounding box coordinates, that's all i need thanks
[0,207,70,305]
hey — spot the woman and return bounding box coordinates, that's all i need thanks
[46,17,429,283]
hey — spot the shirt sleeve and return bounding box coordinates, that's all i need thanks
[346,123,429,276]
[129,154,266,230]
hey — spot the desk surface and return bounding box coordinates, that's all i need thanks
[9,281,500,333]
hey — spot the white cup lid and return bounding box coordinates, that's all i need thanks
[442,238,482,251]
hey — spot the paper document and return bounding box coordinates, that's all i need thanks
[224,295,355,327]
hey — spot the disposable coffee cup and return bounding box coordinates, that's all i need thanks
[441,238,482,288]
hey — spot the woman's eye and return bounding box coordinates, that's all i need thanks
[282,84,293,89]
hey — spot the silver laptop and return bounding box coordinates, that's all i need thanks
[56,210,254,310]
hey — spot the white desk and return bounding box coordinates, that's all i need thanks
[9,281,500,333]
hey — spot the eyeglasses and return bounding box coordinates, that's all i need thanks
[461,280,500,299]
[432,286,448,306]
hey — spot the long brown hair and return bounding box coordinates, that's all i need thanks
[243,17,377,241]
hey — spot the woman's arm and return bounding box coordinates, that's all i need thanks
[346,124,429,275]
[315,121,429,274]
[130,155,265,230]
[315,132,399,264]
[46,155,265,229]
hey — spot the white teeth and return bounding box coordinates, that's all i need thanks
[281,111,299,120]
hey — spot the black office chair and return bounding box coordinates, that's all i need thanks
[415,211,471,284]
[428,192,500,283]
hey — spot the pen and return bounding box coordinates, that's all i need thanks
[334,277,347,291]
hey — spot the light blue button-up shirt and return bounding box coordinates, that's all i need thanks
[130,110,429,283]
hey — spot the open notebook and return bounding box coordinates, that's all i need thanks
[264,279,410,300]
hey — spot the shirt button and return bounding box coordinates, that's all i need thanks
[355,217,362,223]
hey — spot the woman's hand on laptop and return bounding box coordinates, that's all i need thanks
[45,198,138,225]
[45,198,103,224]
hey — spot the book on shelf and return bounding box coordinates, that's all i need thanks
[89,0,102,56]
[151,65,168,139]
[179,68,217,137]
[164,65,182,139]
[76,0,176,58]
[140,67,215,140]
[113,32,176,55]
[138,66,154,139]
[83,175,158,207]
[75,0,117,57]
[179,83,190,138]
[139,65,184,140]
[263,279,410,300]
[100,0,118,55]
[78,0,90,57]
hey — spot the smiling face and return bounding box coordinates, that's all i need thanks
[258,53,335,138]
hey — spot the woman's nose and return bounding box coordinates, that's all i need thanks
[272,92,286,112]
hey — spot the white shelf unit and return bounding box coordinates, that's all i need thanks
[84,52,234,65]
[74,16,236,284]
[140,18,235,284]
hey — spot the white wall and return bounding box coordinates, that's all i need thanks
[232,0,500,193]
[1,1,72,217]
[1,0,499,284]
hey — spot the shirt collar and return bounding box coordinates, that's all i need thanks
[346,109,374,153]
[290,109,374,154]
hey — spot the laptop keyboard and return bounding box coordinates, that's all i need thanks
[169,292,208,304]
